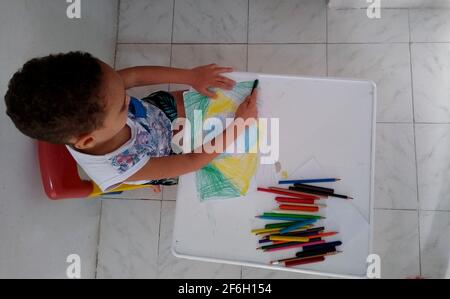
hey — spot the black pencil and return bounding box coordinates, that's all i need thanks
[251,79,259,95]
[289,186,353,199]
[293,183,334,194]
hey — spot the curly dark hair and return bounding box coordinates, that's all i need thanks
[4,51,107,144]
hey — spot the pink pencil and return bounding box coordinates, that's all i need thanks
[264,240,325,252]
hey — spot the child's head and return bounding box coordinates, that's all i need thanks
[4,51,130,150]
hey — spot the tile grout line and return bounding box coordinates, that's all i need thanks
[168,0,176,92]
[246,0,249,72]
[155,0,176,276]
[95,0,121,278]
[116,41,437,45]
[113,0,121,68]
[115,41,450,46]
[156,200,163,278]
[326,3,328,76]
[94,200,103,279]
[408,7,422,277]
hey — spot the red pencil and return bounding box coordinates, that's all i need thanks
[284,256,325,267]
[264,240,325,252]
[275,196,316,205]
[279,204,319,212]
[257,187,319,200]
[269,187,327,199]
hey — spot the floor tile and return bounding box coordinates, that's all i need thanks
[248,44,326,76]
[373,209,420,279]
[420,210,450,278]
[249,0,326,43]
[157,201,241,278]
[100,186,162,200]
[410,9,450,42]
[162,185,178,201]
[115,44,171,99]
[374,123,418,209]
[173,0,248,43]
[118,0,174,43]
[328,43,413,122]
[96,199,161,278]
[170,44,247,91]
[415,124,450,211]
[327,8,409,43]
[411,43,450,123]
[241,267,333,279]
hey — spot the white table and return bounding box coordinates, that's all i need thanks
[172,72,376,278]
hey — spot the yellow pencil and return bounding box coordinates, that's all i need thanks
[251,228,280,234]
[269,235,310,242]
[252,225,313,235]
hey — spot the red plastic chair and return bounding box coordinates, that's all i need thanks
[37,141,149,200]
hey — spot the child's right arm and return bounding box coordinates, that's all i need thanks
[126,90,258,182]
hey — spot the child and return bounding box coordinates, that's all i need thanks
[5,52,258,194]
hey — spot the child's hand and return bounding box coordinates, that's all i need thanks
[189,64,236,98]
[235,89,258,123]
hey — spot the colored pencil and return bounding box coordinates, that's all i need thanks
[284,256,325,267]
[259,229,324,243]
[271,251,340,265]
[271,209,319,215]
[252,225,311,234]
[251,79,259,94]
[269,235,310,242]
[278,204,319,212]
[265,221,307,229]
[262,213,324,219]
[279,221,313,234]
[263,240,325,252]
[299,241,342,254]
[271,249,337,263]
[274,197,317,205]
[293,183,334,194]
[295,248,338,259]
[259,227,324,240]
[256,216,319,221]
[277,201,327,208]
[270,232,337,242]
[289,186,353,199]
[257,187,318,200]
[278,178,340,184]
[258,238,323,251]
[269,187,326,199]
[282,227,325,236]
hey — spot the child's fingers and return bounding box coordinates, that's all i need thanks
[214,66,234,74]
[202,87,217,99]
[214,81,230,90]
[216,76,236,88]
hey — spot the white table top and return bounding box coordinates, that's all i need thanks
[172,72,376,278]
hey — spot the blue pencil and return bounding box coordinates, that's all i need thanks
[279,221,312,234]
[256,216,318,223]
[278,178,340,184]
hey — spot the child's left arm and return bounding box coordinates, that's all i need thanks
[118,64,236,98]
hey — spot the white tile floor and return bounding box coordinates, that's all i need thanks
[96,0,450,279]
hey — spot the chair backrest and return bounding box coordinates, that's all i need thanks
[37,141,93,200]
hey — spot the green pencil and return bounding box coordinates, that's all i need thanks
[262,212,324,219]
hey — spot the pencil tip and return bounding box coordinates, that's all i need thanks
[348,196,354,200]
[336,178,341,181]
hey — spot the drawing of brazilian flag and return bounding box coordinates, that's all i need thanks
[183,81,259,201]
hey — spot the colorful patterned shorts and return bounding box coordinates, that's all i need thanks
[140,91,180,186]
